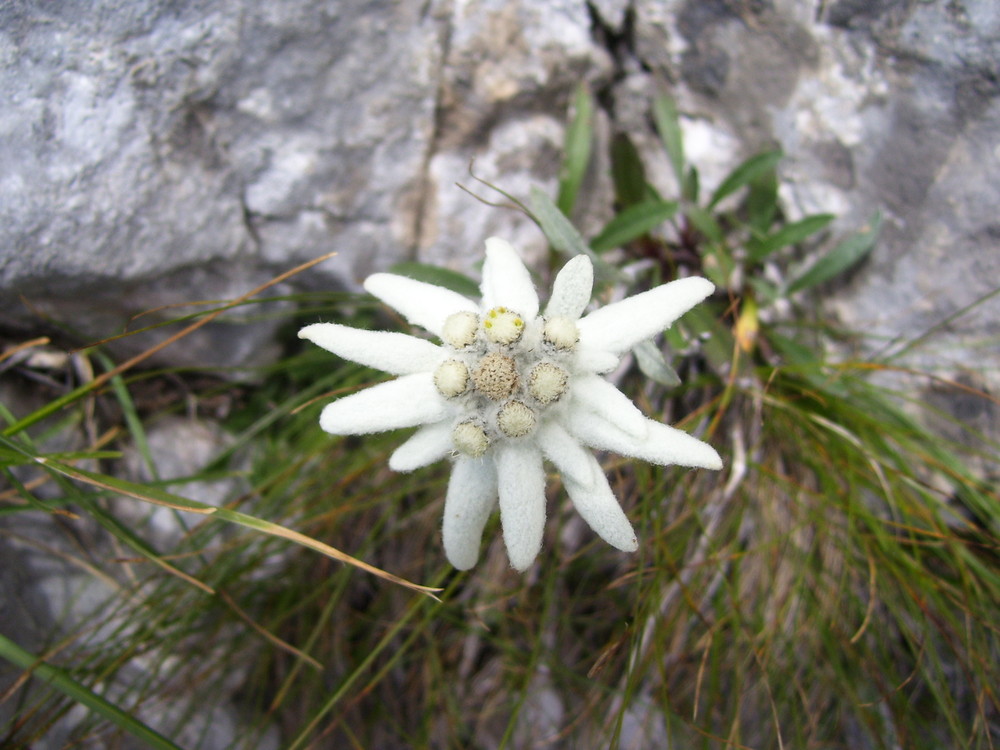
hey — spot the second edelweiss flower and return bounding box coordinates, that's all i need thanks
[300,238,722,571]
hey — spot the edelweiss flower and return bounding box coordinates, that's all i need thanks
[300,238,722,571]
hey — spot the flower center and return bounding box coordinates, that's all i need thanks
[442,311,479,349]
[433,359,470,398]
[528,362,568,404]
[436,309,577,457]
[482,307,524,345]
[472,352,519,400]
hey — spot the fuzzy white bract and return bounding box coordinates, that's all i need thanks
[299,238,722,571]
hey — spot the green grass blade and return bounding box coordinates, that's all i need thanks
[285,568,452,750]
[787,212,881,293]
[98,350,159,480]
[707,150,783,209]
[0,633,184,750]
[32,456,442,598]
[2,382,98,438]
[557,84,594,215]
[0,449,121,467]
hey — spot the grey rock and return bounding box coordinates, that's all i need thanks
[1,0,446,362]
[628,0,1000,395]
[416,0,612,272]
[3,0,998,382]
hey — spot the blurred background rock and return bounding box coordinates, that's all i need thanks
[2,0,997,383]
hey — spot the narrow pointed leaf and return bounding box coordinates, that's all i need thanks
[748,213,835,263]
[708,150,783,209]
[0,634,183,750]
[557,84,594,215]
[685,204,724,244]
[633,339,682,387]
[747,168,778,233]
[652,94,685,185]
[590,199,678,253]
[527,187,626,284]
[610,132,649,208]
[787,212,882,293]
[683,164,700,203]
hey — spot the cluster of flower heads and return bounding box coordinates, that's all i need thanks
[300,238,722,571]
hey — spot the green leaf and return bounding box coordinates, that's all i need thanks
[0,633,184,750]
[786,212,882,293]
[590,199,678,253]
[528,187,625,283]
[684,205,724,245]
[678,304,732,374]
[527,187,625,284]
[708,150,783,209]
[748,213,835,263]
[529,186,590,257]
[747,277,781,307]
[556,84,593,216]
[610,132,648,208]
[633,339,682,387]
[746,168,778,234]
[387,262,480,298]
[683,165,700,203]
[683,204,734,287]
[652,94,685,186]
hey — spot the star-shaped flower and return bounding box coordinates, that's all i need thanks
[299,238,722,571]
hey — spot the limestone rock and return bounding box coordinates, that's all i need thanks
[1,0,446,363]
[1,0,997,387]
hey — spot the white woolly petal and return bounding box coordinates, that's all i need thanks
[568,410,723,470]
[545,254,593,320]
[573,346,621,374]
[442,457,499,570]
[389,420,455,472]
[481,238,540,320]
[564,460,638,552]
[299,323,444,375]
[319,373,448,435]
[364,273,478,337]
[496,441,547,571]
[570,374,649,439]
[577,277,715,354]
[537,421,595,487]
